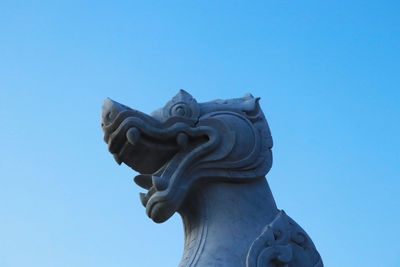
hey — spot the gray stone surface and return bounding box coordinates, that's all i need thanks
[101,90,323,267]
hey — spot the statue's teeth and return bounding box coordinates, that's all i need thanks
[176,132,188,150]
[139,193,147,207]
[113,154,122,165]
[152,176,168,191]
[134,174,153,190]
[126,127,140,146]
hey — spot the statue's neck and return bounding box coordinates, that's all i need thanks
[178,177,278,267]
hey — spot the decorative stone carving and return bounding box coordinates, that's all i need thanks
[246,211,323,267]
[101,90,323,266]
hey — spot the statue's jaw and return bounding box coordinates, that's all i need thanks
[101,98,207,223]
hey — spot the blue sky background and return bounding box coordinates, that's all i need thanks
[1,1,399,266]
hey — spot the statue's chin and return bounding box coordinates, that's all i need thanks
[145,193,180,223]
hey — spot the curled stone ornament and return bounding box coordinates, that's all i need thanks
[246,211,323,267]
[101,90,323,266]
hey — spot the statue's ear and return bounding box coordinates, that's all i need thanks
[170,89,197,107]
[177,89,194,99]
[243,93,254,98]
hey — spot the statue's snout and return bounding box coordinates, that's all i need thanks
[101,98,129,127]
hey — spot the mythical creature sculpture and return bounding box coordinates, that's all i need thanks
[100,90,323,267]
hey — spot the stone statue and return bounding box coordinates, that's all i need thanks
[100,90,323,267]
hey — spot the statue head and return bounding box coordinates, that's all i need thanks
[101,90,273,223]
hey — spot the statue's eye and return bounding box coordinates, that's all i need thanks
[170,103,190,117]
[175,106,185,116]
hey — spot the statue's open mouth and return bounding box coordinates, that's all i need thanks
[101,97,210,223]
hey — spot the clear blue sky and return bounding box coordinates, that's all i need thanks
[1,1,399,266]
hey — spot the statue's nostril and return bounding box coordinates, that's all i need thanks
[101,98,128,127]
[101,111,112,126]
